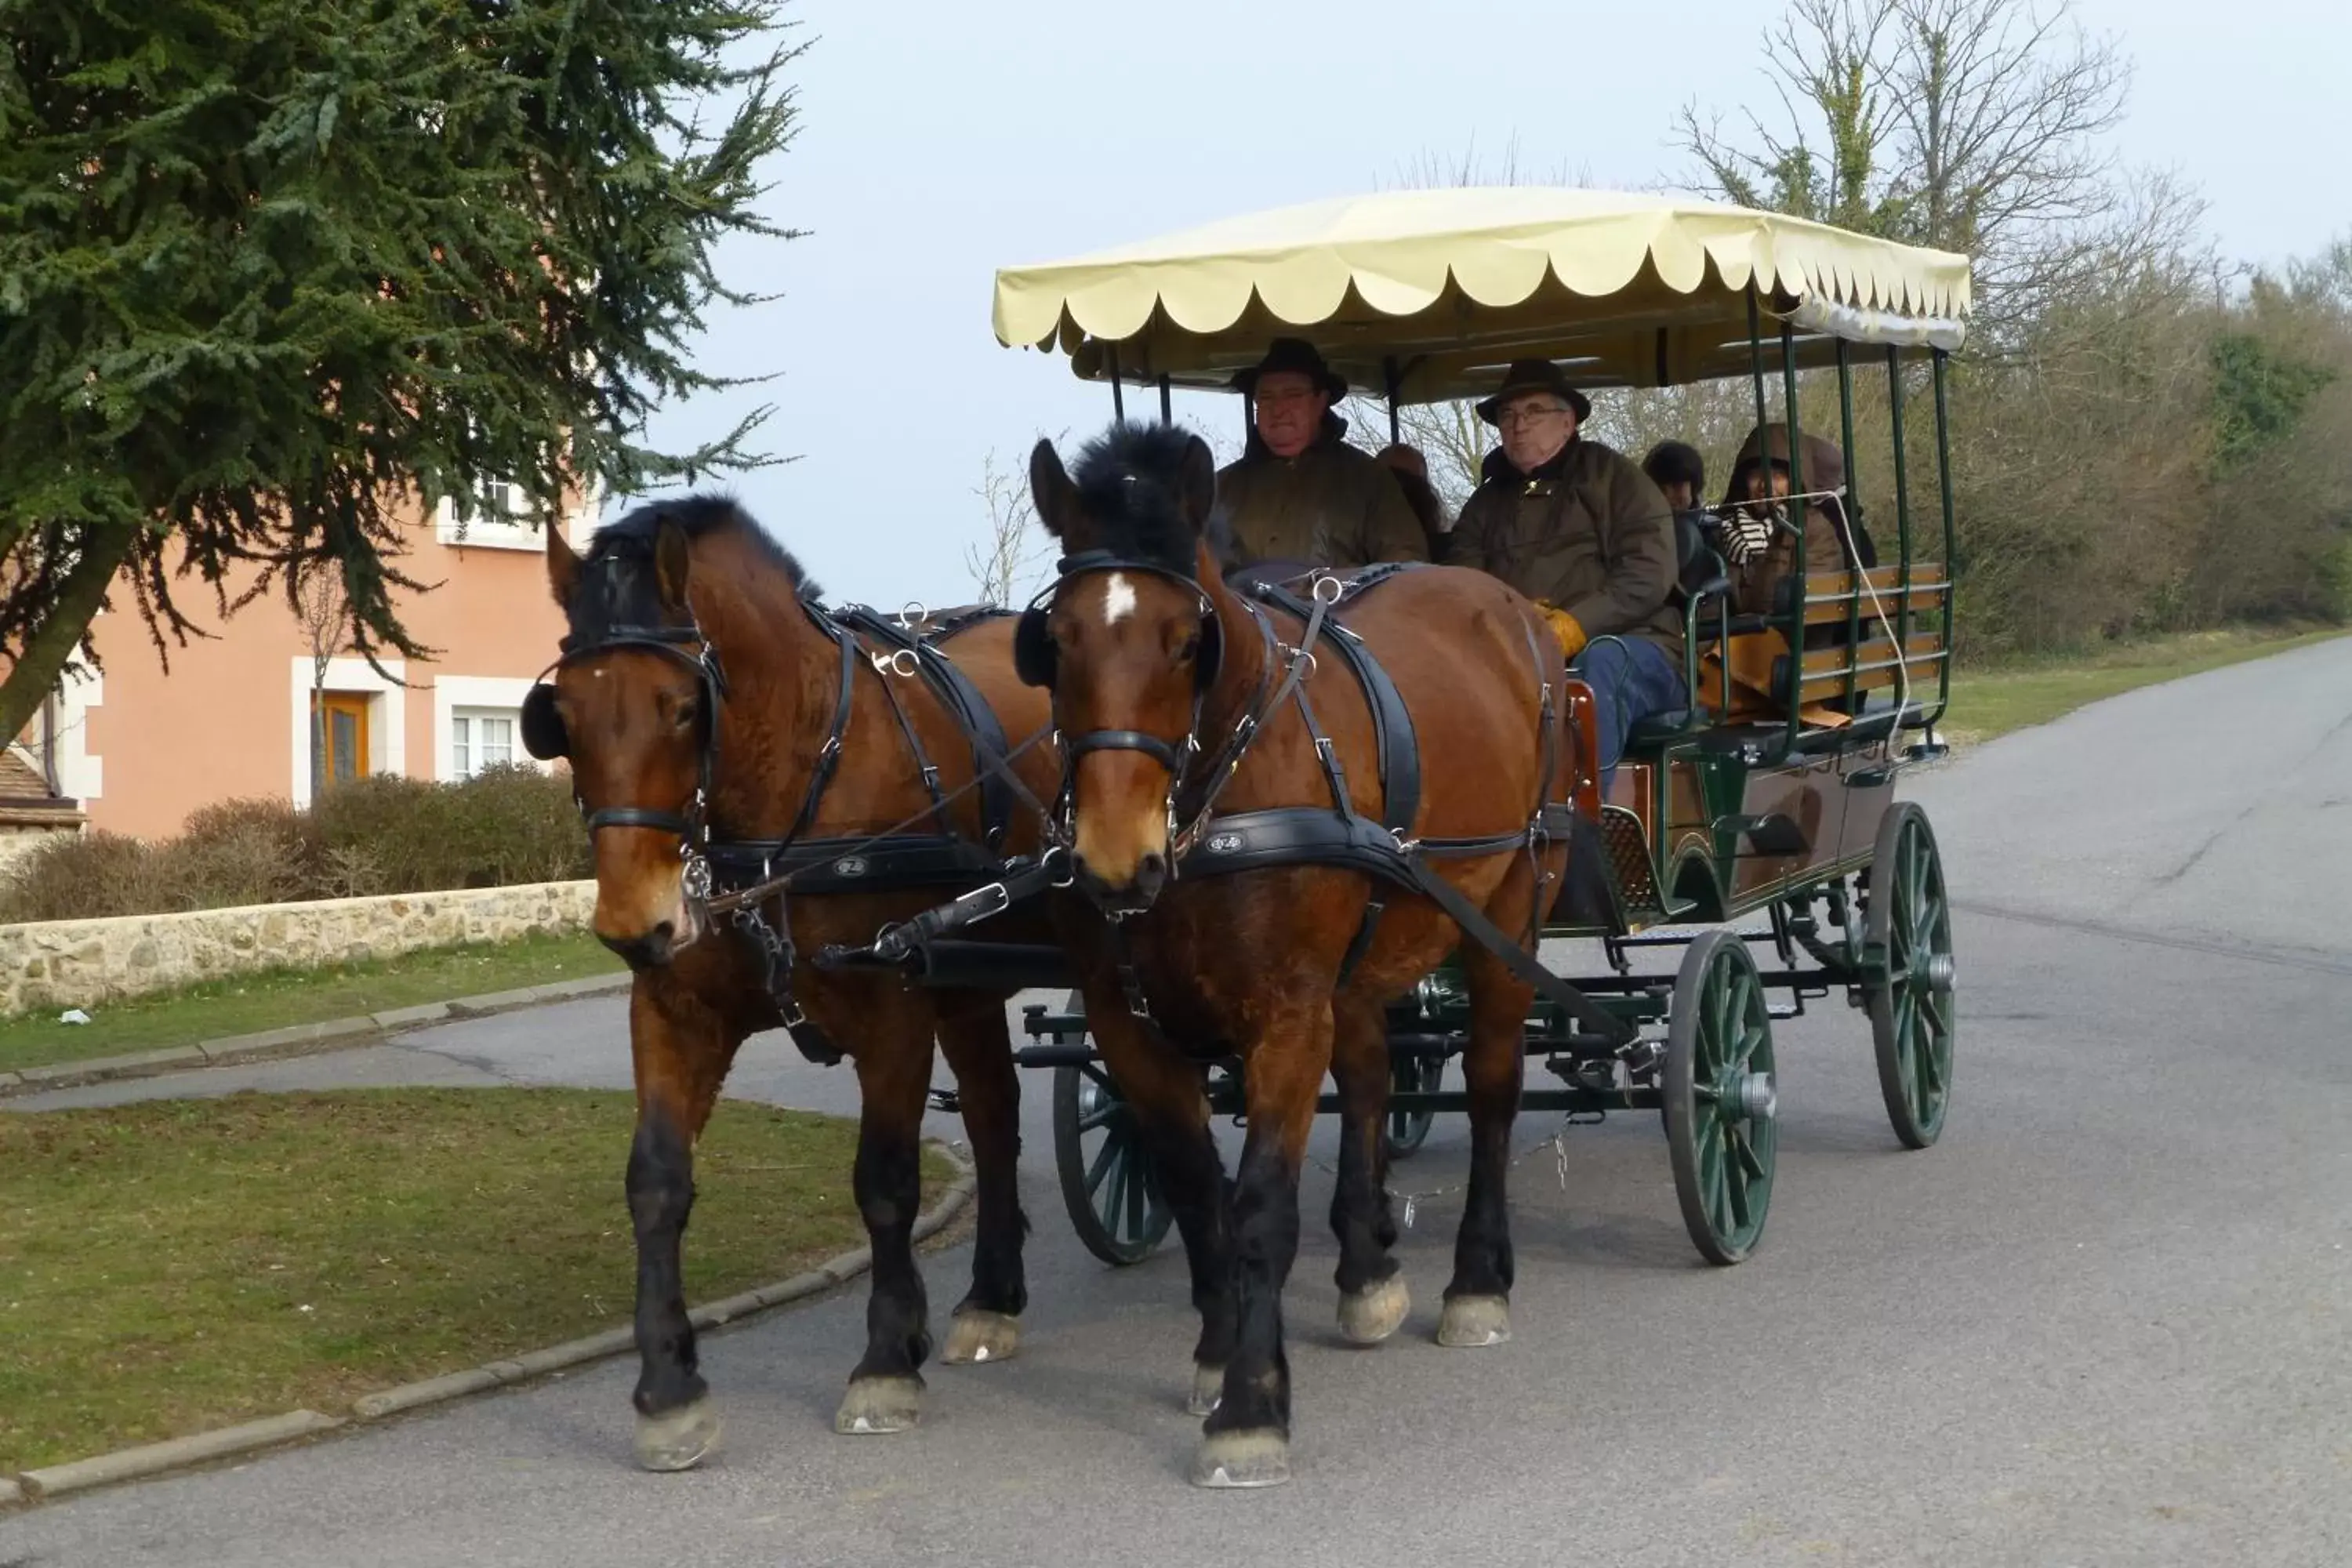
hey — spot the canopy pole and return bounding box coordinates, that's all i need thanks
[1779,317,1824,734]
[1931,349,1957,725]
[1383,356,1403,447]
[1886,346,1915,673]
[1106,343,1125,422]
[1158,374,1172,425]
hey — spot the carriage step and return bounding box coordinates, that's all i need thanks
[1601,806,1664,921]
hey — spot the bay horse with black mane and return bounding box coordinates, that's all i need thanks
[1019,423,1582,1487]
[526,497,1061,1468]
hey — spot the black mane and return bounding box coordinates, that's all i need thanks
[566,493,821,641]
[1070,423,1210,574]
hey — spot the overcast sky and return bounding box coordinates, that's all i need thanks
[616,0,2347,610]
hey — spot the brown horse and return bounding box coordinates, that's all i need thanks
[528,497,1060,1468]
[1021,423,1579,1488]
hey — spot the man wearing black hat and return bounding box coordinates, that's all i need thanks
[1217,337,1428,571]
[1449,361,1683,786]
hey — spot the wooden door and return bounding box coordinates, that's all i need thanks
[312,692,371,792]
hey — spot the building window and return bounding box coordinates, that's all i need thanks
[451,709,517,779]
[434,487,543,553]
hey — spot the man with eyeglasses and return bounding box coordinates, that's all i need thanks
[1215,337,1428,572]
[1447,360,1683,786]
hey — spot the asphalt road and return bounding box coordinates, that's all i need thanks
[8,638,2351,1567]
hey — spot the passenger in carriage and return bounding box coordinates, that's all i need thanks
[1214,337,1429,575]
[1641,439,1772,595]
[1719,423,1868,619]
[1447,360,1684,784]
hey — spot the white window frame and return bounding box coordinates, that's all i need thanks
[432,676,549,782]
[449,707,520,780]
[435,477,603,553]
[287,657,407,809]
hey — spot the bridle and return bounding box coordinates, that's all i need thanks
[532,619,728,854]
[1016,548,1336,872]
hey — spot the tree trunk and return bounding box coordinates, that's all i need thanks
[0,527,140,750]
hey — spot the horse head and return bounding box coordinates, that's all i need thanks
[1019,423,1224,916]
[529,495,816,965]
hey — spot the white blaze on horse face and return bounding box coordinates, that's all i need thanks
[1101,572,1138,626]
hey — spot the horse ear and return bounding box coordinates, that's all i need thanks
[546,515,583,605]
[653,514,691,612]
[1029,438,1079,542]
[1178,434,1218,530]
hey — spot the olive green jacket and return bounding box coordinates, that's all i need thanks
[1215,418,1428,569]
[1446,437,1682,658]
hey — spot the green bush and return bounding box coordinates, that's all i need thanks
[0,768,590,924]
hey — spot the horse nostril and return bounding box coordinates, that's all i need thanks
[650,920,675,953]
[1134,852,1167,897]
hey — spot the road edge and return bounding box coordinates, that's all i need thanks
[5,1142,976,1507]
[0,971,633,1098]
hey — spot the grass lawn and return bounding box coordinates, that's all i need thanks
[1946,626,2347,743]
[0,1088,953,1475]
[0,930,622,1076]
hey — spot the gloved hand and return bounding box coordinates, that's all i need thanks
[1721,509,1774,568]
[1535,600,1588,660]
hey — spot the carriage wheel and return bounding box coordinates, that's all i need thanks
[1385,1051,1442,1160]
[1662,930,1778,1265]
[1049,990,1173,1266]
[1864,802,1956,1149]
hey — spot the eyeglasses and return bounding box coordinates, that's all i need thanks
[1497,405,1572,429]
[1254,385,1322,408]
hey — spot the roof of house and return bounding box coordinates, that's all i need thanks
[0,746,82,827]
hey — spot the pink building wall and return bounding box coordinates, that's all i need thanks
[54,499,579,839]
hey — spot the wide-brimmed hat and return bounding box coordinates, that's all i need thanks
[1475,359,1592,425]
[1232,337,1347,401]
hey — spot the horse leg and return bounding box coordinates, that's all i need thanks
[1195,991,1330,1490]
[627,978,739,1472]
[1439,865,1541,1349]
[1328,990,1406,1345]
[835,996,940,1434]
[1083,989,1238,1418]
[933,992,1029,1366]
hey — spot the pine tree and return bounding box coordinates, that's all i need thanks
[0,0,803,739]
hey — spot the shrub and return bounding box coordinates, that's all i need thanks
[0,768,589,924]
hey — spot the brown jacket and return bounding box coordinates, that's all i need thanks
[1215,416,1429,569]
[1723,424,1864,619]
[1447,437,1682,659]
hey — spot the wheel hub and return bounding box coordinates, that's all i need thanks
[1922,952,1956,993]
[1717,1069,1777,1122]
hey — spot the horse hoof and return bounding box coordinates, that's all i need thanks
[633,1397,722,1472]
[942,1309,1021,1366]
[833,1376,924,1436]
[1187,1363,1225,1417]
[1191,1428,1291,1490]
[1337,1275,1410,1345]
[1436,1294,1512,1348]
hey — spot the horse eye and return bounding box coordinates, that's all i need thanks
[672,698,699,730]
[1175,630,1202,665]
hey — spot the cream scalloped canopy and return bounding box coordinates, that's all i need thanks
[992,188,1971,404]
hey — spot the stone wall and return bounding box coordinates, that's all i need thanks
[0,880,597,1017]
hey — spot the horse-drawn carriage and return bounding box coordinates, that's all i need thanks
[531,187,1964,1486]
[991,188,1962,1269]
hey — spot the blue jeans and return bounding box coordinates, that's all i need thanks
[1572,635,1689,789]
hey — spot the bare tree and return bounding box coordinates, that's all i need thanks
[965,450,1054,606]
[294,561,347,793]
[1678,0,2131,339]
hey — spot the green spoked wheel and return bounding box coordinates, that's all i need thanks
[1386,1051,1442,1159]
[1662,930,1779,1265]
[1864,801,1956,1149]
[1051,1043,1174,1265]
